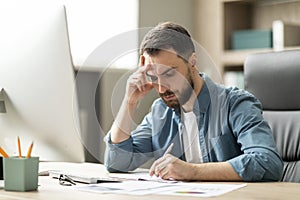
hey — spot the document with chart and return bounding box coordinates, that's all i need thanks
[75,174,247,197]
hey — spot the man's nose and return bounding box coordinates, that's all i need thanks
[157,78,168,93]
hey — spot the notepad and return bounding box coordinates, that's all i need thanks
[48,170,121,184]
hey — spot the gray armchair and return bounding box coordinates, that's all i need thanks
[244,50,300,182]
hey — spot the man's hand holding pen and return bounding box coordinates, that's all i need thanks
[149,153,193,181]
[149,143,194,181]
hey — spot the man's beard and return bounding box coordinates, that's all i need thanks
[159,73,194,109]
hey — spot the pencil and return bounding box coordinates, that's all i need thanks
[18,136,22,158]
[0,146,9,158]
[26,142,34,158]
[163,143,174,157]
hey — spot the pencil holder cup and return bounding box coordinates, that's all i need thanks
[0,156,3,180]
[3,156,39,191]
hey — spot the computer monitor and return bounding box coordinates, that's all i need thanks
[0,3,85,162]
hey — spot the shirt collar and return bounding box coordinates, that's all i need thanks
[193,73,210,114]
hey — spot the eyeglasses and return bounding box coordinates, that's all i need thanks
[59,174,76,186]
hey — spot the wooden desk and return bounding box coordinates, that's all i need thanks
[0,162,299,200]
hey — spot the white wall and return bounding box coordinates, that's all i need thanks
[138,0,194,33]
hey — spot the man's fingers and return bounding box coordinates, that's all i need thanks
[154,156,172,176]
[129,66,152,92]
[150,155,175,177]
[139,65,152,89]
[149,156,165,176]
[159,168,170,180]
[139,64,152,73]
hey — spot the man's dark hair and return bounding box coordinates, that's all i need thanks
[140,22,195,62]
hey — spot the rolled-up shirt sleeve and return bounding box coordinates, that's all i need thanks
[104,114,154,173]
[104,134,133,172]
[227,93,283,181]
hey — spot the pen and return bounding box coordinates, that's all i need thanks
[163,143,174,157]
[0,146,9,158]
[18,136,22,158]
[175,191,205,194]
[26,142,34,158]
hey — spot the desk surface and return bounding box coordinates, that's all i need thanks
[0,162,299,200]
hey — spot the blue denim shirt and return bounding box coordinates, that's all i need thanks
[104,73,283,181]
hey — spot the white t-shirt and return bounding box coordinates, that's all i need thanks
[182,110,203,163]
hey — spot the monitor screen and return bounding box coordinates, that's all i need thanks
[0,2,85,162]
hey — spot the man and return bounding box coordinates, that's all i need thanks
[104,22,283,181]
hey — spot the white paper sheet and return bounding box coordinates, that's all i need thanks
[75,180,247,197]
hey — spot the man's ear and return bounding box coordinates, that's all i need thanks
[189,53,197,67]
[139,55,145,67]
